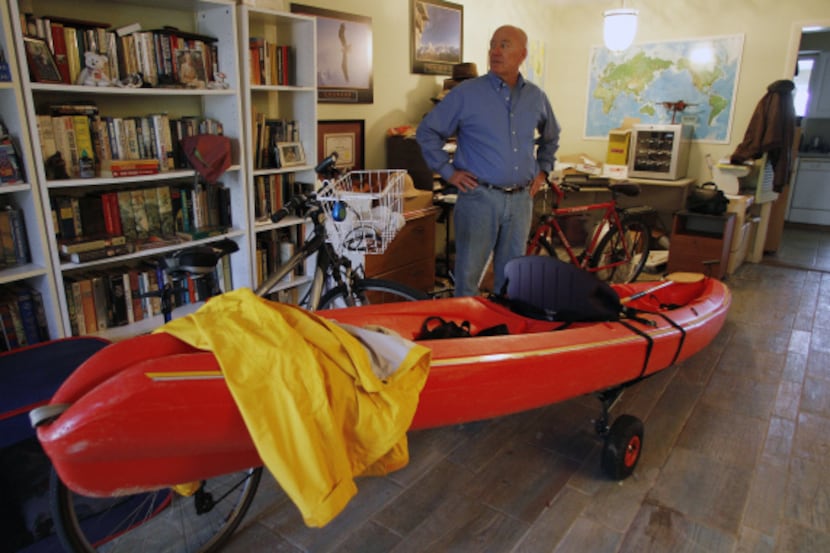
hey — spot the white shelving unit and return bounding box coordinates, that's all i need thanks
[9,0,249,339]
[237,5,317,299]
[0,0,61,343]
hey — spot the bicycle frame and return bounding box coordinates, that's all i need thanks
[527,183,630,274]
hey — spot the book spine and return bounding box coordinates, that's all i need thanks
[130,189,150,240]
[116,190,137,242]
[156,185,175,236]
[30,288,50,341]
[72,115,95,177]
[70,280,86,336]
[108,272,128,327]
[14,288,41,345]
[128,269,143,322]
[91,275,110,330]
[64,281,79,337]
[0,209,17,265]
[68,243,129,263]
[0,303,20,349]
[78,277,97,334]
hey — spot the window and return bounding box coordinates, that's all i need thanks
[794,54,817,117]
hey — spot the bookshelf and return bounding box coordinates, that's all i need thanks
[0,1,61,350]
[237,5,317,301]
[9,0,250,340]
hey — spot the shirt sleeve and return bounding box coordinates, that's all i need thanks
[535,95,561,176]
[415,95,461,182]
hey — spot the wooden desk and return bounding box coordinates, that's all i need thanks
[364,207,439,293]
[534,177,694,233]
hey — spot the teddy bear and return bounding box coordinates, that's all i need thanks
[75,51,111,86]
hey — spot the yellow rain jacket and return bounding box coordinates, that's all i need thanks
[158,288,431,527]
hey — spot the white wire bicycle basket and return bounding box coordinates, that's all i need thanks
[319,169,406,255]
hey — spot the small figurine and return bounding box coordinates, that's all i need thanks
[76,52,111,87]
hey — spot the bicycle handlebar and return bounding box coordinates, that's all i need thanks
[270,193,311,223]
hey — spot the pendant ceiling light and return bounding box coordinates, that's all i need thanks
[603,3,638,52]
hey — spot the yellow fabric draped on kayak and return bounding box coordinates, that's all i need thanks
[157,288,431,527]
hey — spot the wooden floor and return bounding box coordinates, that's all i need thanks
[223,226,830,553]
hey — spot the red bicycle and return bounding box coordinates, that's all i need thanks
[526,179,654,283]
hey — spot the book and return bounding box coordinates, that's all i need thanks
[30,288,50,341]
[8,207,30,265]
[0,141,24,184]
[49,22,71,83]
[99,158,159,178]
[127,269,143,322]
[9,285,40,345]
[130,188,150,240]
[101,192,122,236]
[156,185,175,236]
[142,187,162,237]
[0,208,17,266]
[0,301,21,349]
[76,276,97,334]
[116,190,137,241]
[36,115,58,159]
[52,116,76,177]
[77,194,107,237]
[54,195,79,240]
[72,115,95,178]
[107,272,128,327]
[59,234,126,255]
[90,274,110,330]
[66,243,130,264]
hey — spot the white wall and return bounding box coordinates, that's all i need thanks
[256,0,830,182]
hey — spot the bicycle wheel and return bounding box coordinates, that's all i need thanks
[51,466,262,553]
[591,220,650,283]
[318,278,428,309]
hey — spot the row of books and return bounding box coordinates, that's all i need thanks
[22,13,220,88]
[36,102,224,179]
[254,173,298,220]
[62,255,232,336]
[1,284,50,352]
[253,114,300,169]
[54,182,232,263]
[0,205,30,269]
[255,228,305,285]
[249,38,295,86]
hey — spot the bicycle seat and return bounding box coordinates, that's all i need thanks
[608,182,641,197]
[163,239,239,276]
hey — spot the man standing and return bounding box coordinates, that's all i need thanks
[416,25,560,297]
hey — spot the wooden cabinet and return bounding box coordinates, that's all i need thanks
[364,207,438,293]
[667,211,735,279]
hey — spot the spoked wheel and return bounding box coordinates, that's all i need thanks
[50,466,262,553]
[601,414,644,480]
[591,220,650,283]
[318,278,428,309]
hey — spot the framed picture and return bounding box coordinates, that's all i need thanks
[317,120,364,171]
[23,36,63,83]
[175,49,207,88]
[411,0,463,76]
[290,4,373,103]
[276,142,306,168]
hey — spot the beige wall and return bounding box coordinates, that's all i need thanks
[258,0,830,182]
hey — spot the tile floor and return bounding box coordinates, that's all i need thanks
[222,224,830,553]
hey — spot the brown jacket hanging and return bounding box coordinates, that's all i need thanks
[730,80,796,193]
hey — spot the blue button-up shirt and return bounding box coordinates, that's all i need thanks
[416,72,560,187]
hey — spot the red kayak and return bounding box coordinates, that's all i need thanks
[34,276,729,497]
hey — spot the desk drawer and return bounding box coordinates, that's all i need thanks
[365,210,437,276]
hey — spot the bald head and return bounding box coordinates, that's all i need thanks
[489,25,528,86]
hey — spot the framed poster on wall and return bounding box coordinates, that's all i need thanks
[290,4,374,103]
[411,0,463,76]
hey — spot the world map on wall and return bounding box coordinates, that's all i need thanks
[585,35,744,143]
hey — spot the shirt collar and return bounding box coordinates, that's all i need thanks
[486,71,526,90]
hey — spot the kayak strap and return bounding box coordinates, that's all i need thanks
[651,312,686,366]
[618,320,654,378]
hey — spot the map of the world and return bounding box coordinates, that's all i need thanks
[585,35,744,143]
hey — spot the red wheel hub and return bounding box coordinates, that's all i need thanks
[624,436,641,467]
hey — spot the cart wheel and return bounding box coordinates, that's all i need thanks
[601,414,644,480]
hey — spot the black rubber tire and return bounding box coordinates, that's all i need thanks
[50,466,262,553]
[601,414,644,480]
[318,278,428,309]
[591,220,650,283]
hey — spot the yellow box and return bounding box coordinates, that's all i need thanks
[606,130,631,166]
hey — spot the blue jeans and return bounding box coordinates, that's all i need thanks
[453,186,533,297]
